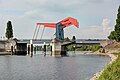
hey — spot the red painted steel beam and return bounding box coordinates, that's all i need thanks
[36,17,79,28]
[36,23,56,28]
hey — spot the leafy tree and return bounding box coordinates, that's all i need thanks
[64,37,70,41]
[108,6,120,41]
[108,31,117,40]
[5,21,13,39]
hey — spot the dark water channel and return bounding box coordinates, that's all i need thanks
[0,51,110,80]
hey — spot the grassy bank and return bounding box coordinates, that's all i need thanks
[97,52,120,80]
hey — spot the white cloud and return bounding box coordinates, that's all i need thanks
[102,18,113,35]
[65,18,114,39]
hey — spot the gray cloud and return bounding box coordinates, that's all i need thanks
[87,0,105,4]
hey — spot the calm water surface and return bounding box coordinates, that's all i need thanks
[0,51,110,80]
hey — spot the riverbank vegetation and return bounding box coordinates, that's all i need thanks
[67,44,101,52]
[96,6,120,80]
[97,52,120,80]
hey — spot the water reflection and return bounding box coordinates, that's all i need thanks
[0,51,110,80]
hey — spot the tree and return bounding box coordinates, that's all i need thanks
[108,31,117,40]
[108,6,120,41]
[72,36,76,42]
[64,37,70,41]
[5,21,13,39]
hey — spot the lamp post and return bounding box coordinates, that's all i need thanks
[73,45,76,53]
[43,42,46,56]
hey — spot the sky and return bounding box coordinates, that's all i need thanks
[0,0,120,39]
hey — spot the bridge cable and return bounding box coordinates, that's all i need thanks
[40,27,45,40]
[32,25,38,40]
[35,25,41,40]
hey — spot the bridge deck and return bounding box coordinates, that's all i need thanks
[17,39,106,45]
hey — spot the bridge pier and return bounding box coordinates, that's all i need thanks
[51,38,67,57]
[29,40,33,57]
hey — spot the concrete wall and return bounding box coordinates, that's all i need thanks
[5,40,16,52]
[0,39,27,55]
[16,43,27,51]
[100,40,112,48]
[0,41,5,51]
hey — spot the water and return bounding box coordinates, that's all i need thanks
[0,51,110,80]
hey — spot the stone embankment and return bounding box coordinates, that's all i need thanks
[0,52,11,55]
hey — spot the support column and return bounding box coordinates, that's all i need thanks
[30,40,33,57]
[52,39,61,57]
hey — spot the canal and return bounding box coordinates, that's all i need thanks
[0,51,110,80]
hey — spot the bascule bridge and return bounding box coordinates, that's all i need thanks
[32,17,79,57]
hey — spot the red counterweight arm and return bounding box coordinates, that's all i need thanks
[60,17,79,28]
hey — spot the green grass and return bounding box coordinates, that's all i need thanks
[97,52,120,80]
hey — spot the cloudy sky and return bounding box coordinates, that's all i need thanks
[0,0,120,39]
